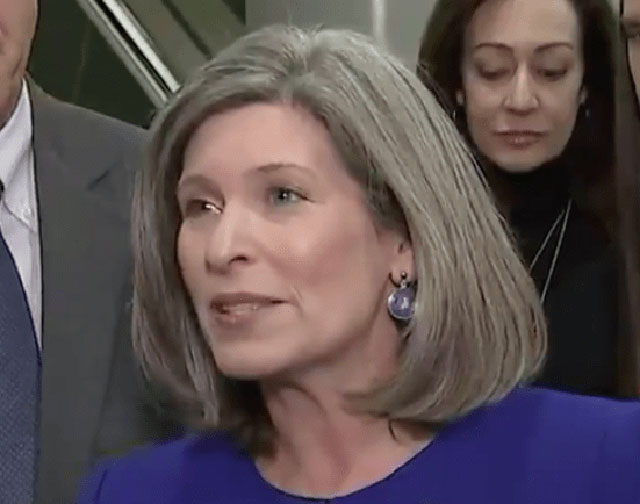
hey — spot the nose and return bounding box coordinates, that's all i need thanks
[203,203,254,273]
[503,66,539,113]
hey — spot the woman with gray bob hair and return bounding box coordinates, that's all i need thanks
[77,25,640,504]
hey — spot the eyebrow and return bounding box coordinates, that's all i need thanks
[473,42,575,53]
[176,173,218,195]
[255,162,316,178]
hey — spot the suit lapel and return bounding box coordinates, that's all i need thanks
[30,87,132,499]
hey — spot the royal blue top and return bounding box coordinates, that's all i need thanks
[76,388,640,504]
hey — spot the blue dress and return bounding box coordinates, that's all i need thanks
[76,388,640,503]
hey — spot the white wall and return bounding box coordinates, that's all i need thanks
[246,0,616,67]
[246,0,437,68]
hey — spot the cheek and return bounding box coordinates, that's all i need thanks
[463,72,504,107]
[465,105,496,156]
[544,86,582,143]
[463,80,500,142]
[279,211,386,322]
[176,227,205,301]
[24,5,37,40]
[2,6,34,44]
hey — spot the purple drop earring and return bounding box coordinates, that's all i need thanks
[387,272,415,321]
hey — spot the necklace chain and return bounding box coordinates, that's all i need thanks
[529,199,572,304]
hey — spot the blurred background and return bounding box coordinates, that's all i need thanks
[28,0,438,127]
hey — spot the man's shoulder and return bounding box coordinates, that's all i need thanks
[32,90,146,144]
[30,86,148,172]
[29,87,150,211]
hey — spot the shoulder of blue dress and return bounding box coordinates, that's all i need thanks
[427,385,640,466]
[75,432,247,503]
[475,385,640,434]
[99,430,242,479]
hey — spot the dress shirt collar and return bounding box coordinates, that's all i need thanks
[0,80,36,231]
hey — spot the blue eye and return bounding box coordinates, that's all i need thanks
[182,199,221,217]
[269,187,304,206]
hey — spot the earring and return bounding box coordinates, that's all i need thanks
[387,272,415,321]
[452,105,465,124]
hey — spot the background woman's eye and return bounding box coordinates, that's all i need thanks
[539,68,568,80]
[269,187,304,206]
[478,68,509,81]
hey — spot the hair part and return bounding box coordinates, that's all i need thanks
[133,25,547,454]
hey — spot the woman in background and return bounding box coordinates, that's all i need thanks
[618,0,640,395]
[418,0,619,396]
[77,25,640,504]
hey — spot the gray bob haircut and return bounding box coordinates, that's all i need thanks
[133,25,546,453]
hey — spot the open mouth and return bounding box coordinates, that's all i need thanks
[214,301,282,316]
[209,292,285,326]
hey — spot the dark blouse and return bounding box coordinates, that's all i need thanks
[497,160,618,396]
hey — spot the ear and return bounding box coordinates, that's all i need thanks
[579,86,588,105]
[390,238,415,283]
[455,90,465,107]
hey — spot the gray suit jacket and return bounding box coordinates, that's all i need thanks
[29,84,177,504]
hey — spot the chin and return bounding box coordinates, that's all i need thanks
[213,351,294,381]
[492,153,555,174]
[496,162,540,174]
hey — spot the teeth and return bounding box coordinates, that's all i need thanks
[220,303,263,314]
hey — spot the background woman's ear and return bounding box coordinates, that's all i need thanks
[579,87,588,105]
[456,90,465,106]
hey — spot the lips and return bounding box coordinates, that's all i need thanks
[495,130,545,148]
[215,302,278,315]
[209,292,283,323]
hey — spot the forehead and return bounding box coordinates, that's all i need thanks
[183,102,342,175]
[467,0,579,47]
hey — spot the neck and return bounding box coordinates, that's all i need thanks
[483,153,571,226]
[254,304,429,497]
[257,382,429,497]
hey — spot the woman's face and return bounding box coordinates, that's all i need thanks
[461,0,585,173]
[176,103,410,383]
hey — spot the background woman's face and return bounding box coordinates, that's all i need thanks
[176,103,406,383]
[623,0,640,104]
[461,0,585,173]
